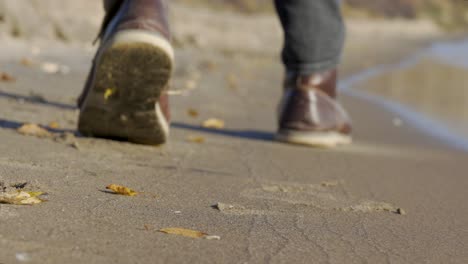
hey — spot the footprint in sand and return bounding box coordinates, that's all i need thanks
[234,180,405,215]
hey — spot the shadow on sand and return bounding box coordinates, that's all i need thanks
[0,118,77,135]
[171,122,275,142]
[0,90,77,110]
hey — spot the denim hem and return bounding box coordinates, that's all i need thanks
[284,57,341,75]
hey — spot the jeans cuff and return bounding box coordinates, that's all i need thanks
[285,56,341,75]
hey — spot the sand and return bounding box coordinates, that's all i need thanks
[0,1,467,263]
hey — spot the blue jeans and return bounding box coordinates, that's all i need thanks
[104,0,345,75]
[274,0,345,75]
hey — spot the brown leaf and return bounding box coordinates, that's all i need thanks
[1,72,16,82]
[17,123,52,138]
[202,118,225,129]
[106,184,138,196]
[187,108,199,118]
[20,58,34,67]
[159,228,207,238]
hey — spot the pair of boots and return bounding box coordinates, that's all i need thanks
[78,0,352,147]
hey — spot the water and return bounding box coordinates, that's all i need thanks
[340,38,468,152]
[429,39,468,68]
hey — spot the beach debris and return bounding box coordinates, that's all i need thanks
[17,123,52,138]
[71,141,81,150]
[20,58,34,67]
[11,182,28,189]
[40,62,70,75]
[159,228,207,239]
[53,132,80,150]
[186,135,205,144]
[205,235,221,240]
[185,80,198,90]
[393,118,403,127]
[48,121,60,129]
[104,88,116,100]
[16,252,31,262]
[226,74,238,90]
[187,108,199,118]
[345,201,405,215]
[321,180,343,187]
[1,72,16,82]
[202,118,225,129]
[212,203,248,215]
[199,60,218,72]
[395,208,407,215]
[213,202,235,211]
[174,211,182,214]
[0,191,45,205]
[106,184,138,196]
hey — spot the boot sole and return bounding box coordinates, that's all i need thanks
[276,130,352,148]
[78,30,174,145]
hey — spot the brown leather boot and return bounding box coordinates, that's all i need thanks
[276,70,352,147]
[78,0,173,145]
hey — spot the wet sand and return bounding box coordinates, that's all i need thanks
[354,39,468,143]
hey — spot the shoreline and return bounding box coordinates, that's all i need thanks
[346,37,468,150]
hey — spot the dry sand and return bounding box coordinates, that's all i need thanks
[0,1,467,263]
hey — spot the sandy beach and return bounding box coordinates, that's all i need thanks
[0,1,467,263]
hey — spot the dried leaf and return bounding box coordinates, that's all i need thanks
[159,228,207,238]
[106,184,138,196]
[48,121,60,129]
[199,60,218,71]
[20,58,34,67]
[185,80,197,90]
[320,180,343,187]
[71,141,80,150]
[17,123,52,138]
[205,235,221,240]
[187,108,199,118]
[1,72,16,82]
[202,118,225,129]
[186,135,205,144]
[0,191,44,205]
[11,182,28,189]
[226,74,238,90]
[104,88,116,100]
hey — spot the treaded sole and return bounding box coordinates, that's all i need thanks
[78,31,173,145]
[276,130,352,148]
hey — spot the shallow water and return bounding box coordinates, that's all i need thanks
[341,38,468,151]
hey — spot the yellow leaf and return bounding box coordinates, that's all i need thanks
[27,191,45,197]
[106,184,138,196]
[202,118,225,129]
[48,121,60,129]
[0,191,44,205]
[159,228,207,238]
[17,123,52,138]
[104,88,116,100]
[186,135,205,144]
[187,108,199,118]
